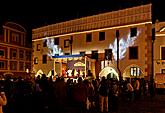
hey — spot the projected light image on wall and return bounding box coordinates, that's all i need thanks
[109,30,141,61]
[46,38,64,58]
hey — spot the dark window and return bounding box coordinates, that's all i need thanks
[80,51,85,56]
[99,32,105,41]
[12,51,17,58]
[34,57,38,64]
[0,50,4,56]
[65,53,70,55]
[129,46,138,59]
[43,40,47,47]
[86,33,92,42]
[37,44,40,51]
[91,50,98,61]
[105,49,112,60]
[130,27,137,37]
[19,50,24,59]
[161,47,165,60]
[43,55,47,64]
[54,37,59,45]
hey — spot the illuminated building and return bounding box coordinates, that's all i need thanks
[0,22,32,79]
[32,4,153,80]
[154,21,165,88]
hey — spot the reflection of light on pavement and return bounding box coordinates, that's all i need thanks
[46,38,64,58]
[109,30,140,61]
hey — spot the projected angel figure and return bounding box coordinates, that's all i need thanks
[109,30,141,61]
[46,38,64,57]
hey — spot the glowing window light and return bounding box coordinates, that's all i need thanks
[109,30,141,61]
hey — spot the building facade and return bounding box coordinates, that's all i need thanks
[154,21,165,88]
[0,22,32,79]
[32,4,152,80]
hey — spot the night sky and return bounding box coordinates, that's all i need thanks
[0,0,164,42]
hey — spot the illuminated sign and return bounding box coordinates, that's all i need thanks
[109,30,141,61]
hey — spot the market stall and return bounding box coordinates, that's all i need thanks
[52,54,96,79]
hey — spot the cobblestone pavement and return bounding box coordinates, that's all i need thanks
[117,94,165,113]
[62,94,165,113]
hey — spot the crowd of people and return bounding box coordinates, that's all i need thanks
[0,74,150,113]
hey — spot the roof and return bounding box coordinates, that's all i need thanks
[3,22,26,32]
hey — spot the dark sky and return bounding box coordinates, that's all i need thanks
[0,0,164,39]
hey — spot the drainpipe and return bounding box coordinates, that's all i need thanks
[150,1,156,97]
[69,36,73,55]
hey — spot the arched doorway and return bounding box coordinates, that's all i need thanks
[123,64,144,80]
[99,66,119,80]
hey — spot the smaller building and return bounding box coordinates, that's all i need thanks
[0,22,32,79]
[154,21,165,88]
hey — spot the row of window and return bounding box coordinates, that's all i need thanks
[34,46,138,65]
[36,27,137,51]
[0,49,31,61]
[0,61,30,71]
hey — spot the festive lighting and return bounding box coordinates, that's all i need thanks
[109,30,141,61]
[46,38,64,58]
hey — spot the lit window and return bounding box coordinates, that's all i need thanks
[37,44,40,51]
[130,67,141,77]
[34,57,38,64]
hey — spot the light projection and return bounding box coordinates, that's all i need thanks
[109,30,140,61]
[46,38,64,57]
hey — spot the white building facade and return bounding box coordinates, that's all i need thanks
[32,4,153,80]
